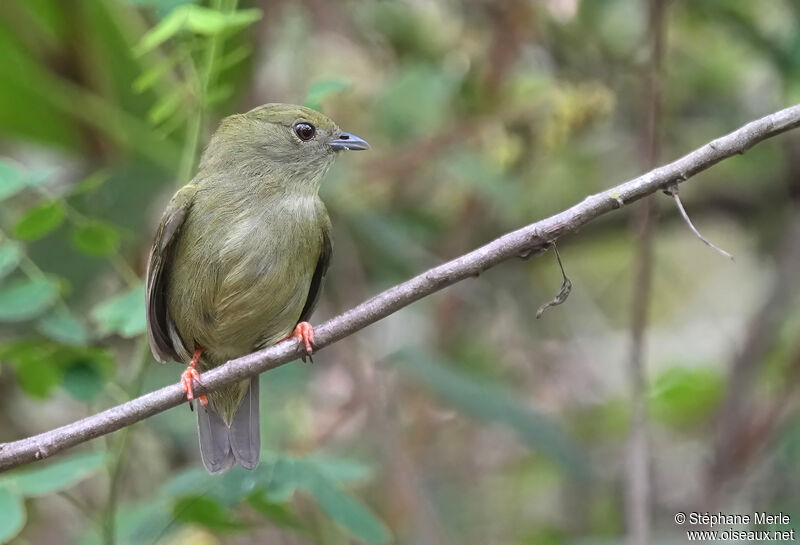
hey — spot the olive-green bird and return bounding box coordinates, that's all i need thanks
[145,104,369,473]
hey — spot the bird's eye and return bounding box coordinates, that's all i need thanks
[294,122,316,141]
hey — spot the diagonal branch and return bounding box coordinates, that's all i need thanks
[2,104,800,472]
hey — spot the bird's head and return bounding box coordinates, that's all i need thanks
[199,103,369,193]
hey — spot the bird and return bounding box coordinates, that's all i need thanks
[145,103,369,473]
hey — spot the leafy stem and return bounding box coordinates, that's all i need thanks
[177,0,238,184]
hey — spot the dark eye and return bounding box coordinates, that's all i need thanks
[294,122,316,141]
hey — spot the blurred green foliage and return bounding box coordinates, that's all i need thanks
[0,452,107,541]
[0,0,800,544]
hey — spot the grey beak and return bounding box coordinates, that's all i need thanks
[329,131,370,151]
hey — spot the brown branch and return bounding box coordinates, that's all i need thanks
[1,104,800,472]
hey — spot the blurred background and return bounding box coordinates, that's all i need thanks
[1,0,799,544]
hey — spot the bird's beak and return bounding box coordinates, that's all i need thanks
[329,131,370,151]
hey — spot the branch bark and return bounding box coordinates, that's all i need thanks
[1,104,800,472]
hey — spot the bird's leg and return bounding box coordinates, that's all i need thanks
[181,348,208,408]
[279,321,315,362]
[293,321,315,355]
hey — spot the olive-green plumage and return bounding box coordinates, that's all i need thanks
[145,104,368,473]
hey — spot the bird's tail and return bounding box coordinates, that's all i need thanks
[196,377,260,474]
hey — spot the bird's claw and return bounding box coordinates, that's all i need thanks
[293,322,315,358]
[181,350,208,407]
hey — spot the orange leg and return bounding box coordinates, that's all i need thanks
[278,322,316,362]
[181,348,208,407]
[293,321,315,356]
[283,321,315,357]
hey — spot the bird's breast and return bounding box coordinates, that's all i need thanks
[168,195,324,364]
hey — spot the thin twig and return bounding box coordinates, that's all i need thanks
[535,243,572,318]
[666,185,735,260]
[0,104,800,472]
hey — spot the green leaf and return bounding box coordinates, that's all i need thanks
[394,349,587,476]
[15,355,61,398]
[305,78,351,111]
[71,221,121,257]
[107,499,174,545]
[205,83,234,107]
[0,242,22,280]
[70,170,111,196]
[134,6,262,55]
[0,488,25,543]
[132,51,185,93]
[264,457,298,503]
[247,494,305,532]
[133,6,185,55]
[172,495,246,533]
[0,161,27,202]
[0,452,106,497]
[217,44,253,71]
[37,308,89,345]
[296,462,391,545]
[185,7,262,35]
[81,348,117,377]
[91,284,146,338]
[307,456,373,484]
[133,64,167,94]
[650,366,724,428]
[129,0,197,18]
[0,160,50,202]
[215,467,265,507]
[164,458,387,543]
[13,201,65,241]
[0,341,114,400]
[161,467,215,498]
[162,465,263,509]
[147,89,183,125]
[0,277,59,322]
[62,362,105,402]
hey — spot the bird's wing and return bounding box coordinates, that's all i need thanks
[145,183,198,363]
[298,219,332,324]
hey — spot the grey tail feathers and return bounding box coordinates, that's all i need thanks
[196,377,261,474]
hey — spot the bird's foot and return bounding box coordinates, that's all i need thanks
[181,348,208,408]
[292,321,315,362]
